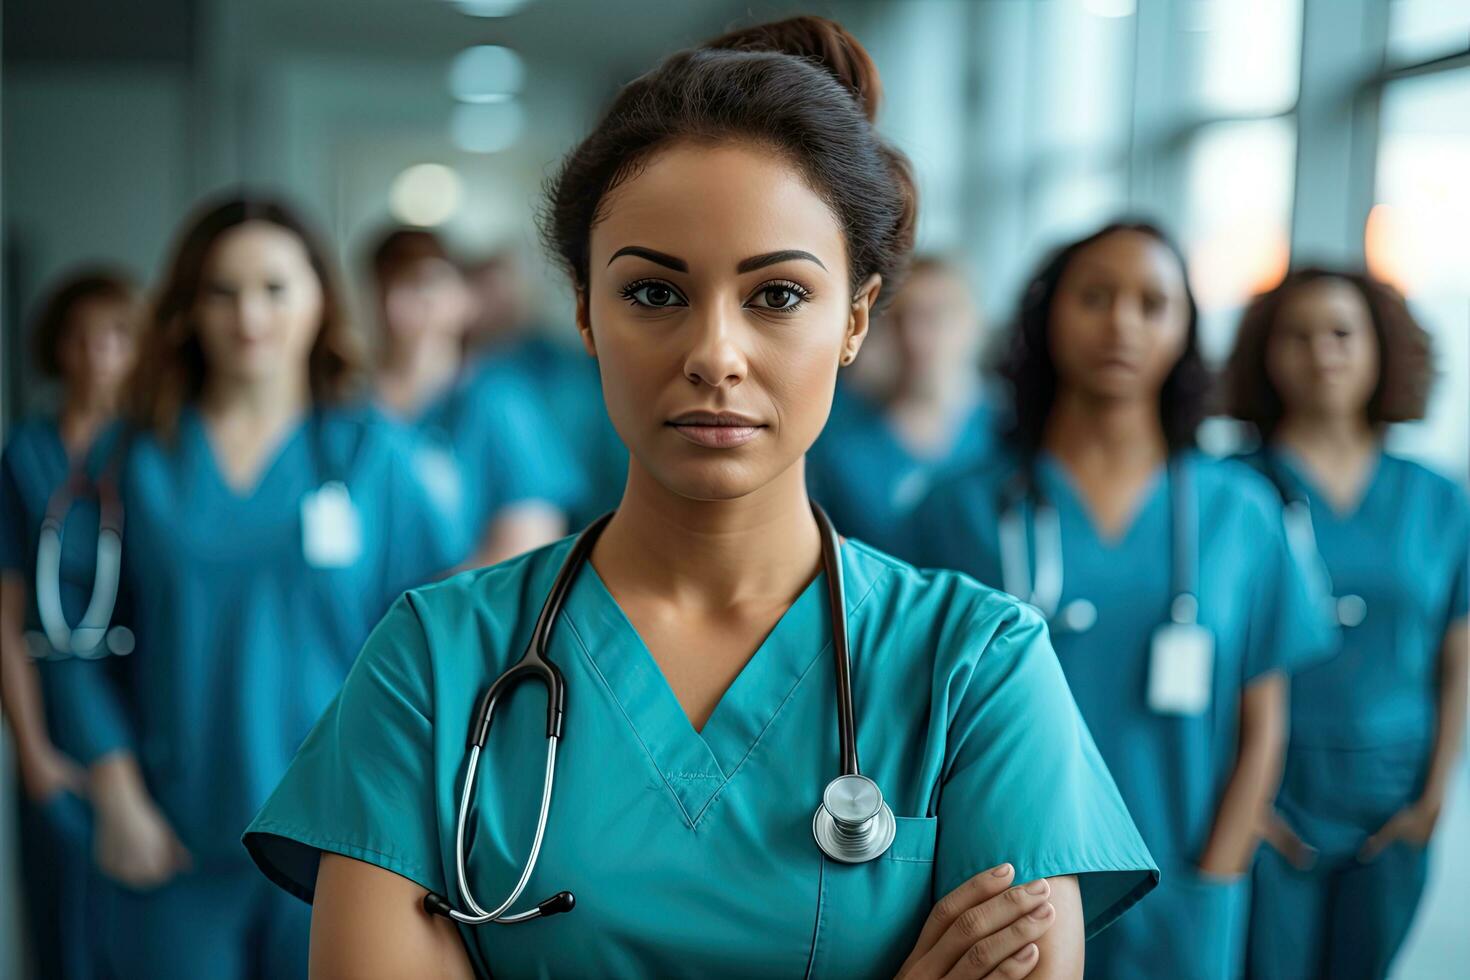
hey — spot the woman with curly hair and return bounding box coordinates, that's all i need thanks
[1224,268,1468,980]
[913,221,1333,980]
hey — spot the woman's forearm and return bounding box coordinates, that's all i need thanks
[1,575,57,768]
[1198,672,1287,875]
[1419,622,1468,813]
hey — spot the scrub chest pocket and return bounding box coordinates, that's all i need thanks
[808,816,938,978]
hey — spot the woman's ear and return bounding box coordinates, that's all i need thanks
[575,289,597,359]
[841,274,883,366]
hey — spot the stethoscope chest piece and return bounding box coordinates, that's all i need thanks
[813,774,895,864]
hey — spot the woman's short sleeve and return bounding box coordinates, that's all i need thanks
[243,593,445,903]
[936,603,1159,938]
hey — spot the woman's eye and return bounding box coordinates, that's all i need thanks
[746,282,808,311]
[623,282,686,308]
[1079,287,1110,309]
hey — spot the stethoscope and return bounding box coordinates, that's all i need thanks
[31,435,135,661]
[423,502,895,927]
[997,456,1202,635]
[1261,451,1366,628]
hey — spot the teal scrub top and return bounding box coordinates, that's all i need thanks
[1245,448,1470,751]
[913,449,1335,873]
[406,354,588,562]
[245,537,1158,978]
[807,385,997,561]
[41,404,457,868]
[488,334,627,527]
[1,417,90,634]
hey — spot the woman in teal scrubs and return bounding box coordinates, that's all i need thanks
[41,197,456,979]
[369,229,584,567]
[1,269,138,979]
[806,257,999,561]
[244,18,1157,979]
[1222,268,1469,980]
[913,222,1334,980]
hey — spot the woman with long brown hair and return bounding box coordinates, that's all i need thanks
[41,195,455,978]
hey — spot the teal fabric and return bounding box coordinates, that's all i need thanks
[42,404,456,869]
[245,537,1156,978]
[806,384,997,561]
[1239,449,1468,980]
[484,334,626,527]
[913,449,1335,980]
[404,353,589,563]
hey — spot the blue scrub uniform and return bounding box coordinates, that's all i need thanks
[0,416,98,980]
[486,333,627,526]
[41,404,457,980]
[806,385,996,561]
[1242,449,1470,980]
[405,354,588,564]
[245,537,1159,977]
[914,449,1334,980]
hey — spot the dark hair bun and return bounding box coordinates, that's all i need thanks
[705,16,882,123]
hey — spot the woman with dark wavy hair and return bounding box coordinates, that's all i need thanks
[243,18,1158,980]
[40,195,455,978]
[1225,268,1468,980]
[914,222,1334,980]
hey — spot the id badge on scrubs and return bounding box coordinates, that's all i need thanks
[301,481,362,568]
[1147,622,1214,715]
[414,443,464,521]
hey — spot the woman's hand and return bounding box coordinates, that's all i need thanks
[91,754,192,889]
[1359,796,1442,861]
[18,740,87,803]
[1259,808,1317,870]
[895,864,1057,979]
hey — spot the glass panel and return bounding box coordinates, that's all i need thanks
[1373,68,1470,474]
[1388,0,1470,66]
[1180,118,1296,363]
[1178,0,1304,115]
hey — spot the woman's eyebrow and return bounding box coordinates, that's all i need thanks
[607,246,687,272]
[737,250,828,273]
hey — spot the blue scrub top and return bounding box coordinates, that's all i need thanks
[1242,448,1469,752]
[405,354,588,562]
[487,334,627,527]
[41,404,457,868]
[913,449,1335,873]
[806,384,997,561]
[245,537,1158,977]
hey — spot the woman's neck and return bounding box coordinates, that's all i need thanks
[1043,388,1168,472]
[57,385,115,457]
[199,368,310,429]
[1274,412,1376,462]
[593,460,822,613]
[377,332,462,418]
[885,370,981,458]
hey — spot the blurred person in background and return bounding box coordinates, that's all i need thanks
[1224,268,1468,980]
[243,18,1160,980]
[38,196,455,979]
[1,269,139,979]
[466,249,627,524]
[806,254,997,560]
[914,221,1336,980]
[370,229,583,566]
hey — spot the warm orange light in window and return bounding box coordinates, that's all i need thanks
[1364,203,1415,294]
[1188,223,1291,312]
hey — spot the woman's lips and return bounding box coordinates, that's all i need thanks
[667,411,765,449]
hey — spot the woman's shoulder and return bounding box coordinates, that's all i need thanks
[1189,450,1284,526]
[1381,451,1470,513]
[844,538,1047,666]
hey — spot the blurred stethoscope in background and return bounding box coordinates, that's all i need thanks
[1261,451,1367,628]
[30,438,134,660]
[424,502,895,927]
[997,457,1203,636]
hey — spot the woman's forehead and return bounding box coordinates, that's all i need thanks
[590,142,847,274]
